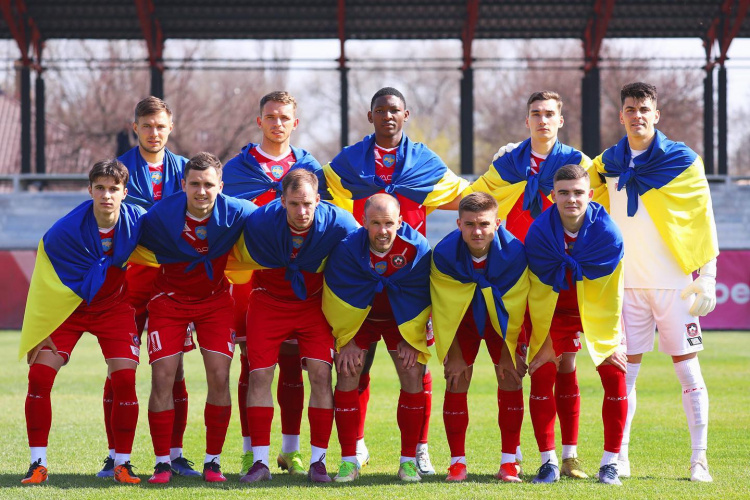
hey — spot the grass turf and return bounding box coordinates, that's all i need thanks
[0,329,749,499]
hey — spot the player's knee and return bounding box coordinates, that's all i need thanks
[28,363,57,393]
[306,364,332,388]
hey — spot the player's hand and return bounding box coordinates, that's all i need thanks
[528,336,560,375]
[397,340,418,370]
[492,142,521,162]
[27,336,57,365]
[602,348,628,373]
[443,350,470,392]
[514,347,529,379]
[335,342,365,377]
[680,275,717,317]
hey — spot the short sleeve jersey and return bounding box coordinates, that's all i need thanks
[367,235,417,320]
[249,146,297,206]
[554,230,580,316]
[148,161,164,201]
[504,152,554,243]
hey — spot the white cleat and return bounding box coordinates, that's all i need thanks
[690,460,713,482]
[416,446,435,475]
[616,458,630,478]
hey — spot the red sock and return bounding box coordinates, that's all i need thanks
[238,354,250,438]
[356,373,370,440]
[498,388,524,454]
[102,377,115,450]
[171,378,188,449]
[443,391,468,457]
[247,406,274,447]
[555,369,580,446]
[308,407,334,450]
[598,364,627,453]
[419,370,432,445]
[530,362,557,452]
[334,389,360,457]
[205,403,231,455]
[26,364,57,447]
[148,409,175,458]
[110,369,139,454]
[398,390,425,457]
[277,352,305,436]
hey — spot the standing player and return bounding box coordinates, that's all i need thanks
[135,152,255,484]
[524,164,627,485]
[430,192,529,482]
[20,159,144,485]
[322,194,432,482]
[223,91,329,476]
[231,169,358,484]
[324,87,470,474]
[94,96,197,479]
[592,82,718,482]
[471,91,594,478]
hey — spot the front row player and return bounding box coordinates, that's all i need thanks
[430,192,530,482]
[20,159,144,484]
[134,152,255,484]
[523,164,627,485]
[323,193,432,482]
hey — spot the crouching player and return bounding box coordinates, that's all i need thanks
[430,192,529,482]
[134,152,256,484]
[20,159,144,484]
[322,193,432,482]
[524,164,627,485]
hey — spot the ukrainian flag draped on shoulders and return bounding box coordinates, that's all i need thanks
[222,143,330,201]
[471,138,590,220]
[430,228,529,363]
[135,191,256,280]
[119,147,187,209]
[229,200,358,300]
[324,133,469,211]
[525,202,623,367]
[19,201,146,359]
[322,224,432,363]
[593,130,718,273]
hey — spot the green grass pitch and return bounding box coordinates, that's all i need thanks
[0,329,749,499]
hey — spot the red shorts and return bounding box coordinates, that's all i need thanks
[146,291,235,364]
[126,263,160,330]
[43,299,141,365]
[455,314,506,366]
[230,282,253,342]
[245,290,334,371]
[550,312,583,356]
[353,317,404,352]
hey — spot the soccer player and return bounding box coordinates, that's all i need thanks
[324,87,470,474]
[322,193,432,483]
[592,82,718,482]
[232,169,358,484]
[94,96,197,479]
[135,152,255,484]
[223,91,329,476]
[430,192,529,482]
[471,91,594,478]
[20,159,144,485]
[524,164,627,485]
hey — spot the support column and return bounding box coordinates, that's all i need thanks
[581,68,601,158]
[703,67,714,175]
[717,65,727,175]
[460,68,474,175]
[150,66,164,99]
[340,66,348,149]
[35,69,45,174]
[20,61,31,174]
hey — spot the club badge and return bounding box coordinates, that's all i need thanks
[151,170,163,185]
[383,154,396,168]
[292,235,304,249]
[101,238,113,253]
[271,165,284,179]
[195,226,208,240]
[391,254,406,268]
[374,261,388,275]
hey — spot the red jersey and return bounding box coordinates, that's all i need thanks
[148,162,164,201]
[555,231,580,315]
[251,225,324,302]
[458,255,494,335]
[249,146,297,206]
[505,152,554,243]
[352,144,428,236]
[152,212,230,303]
[368,236,417,320]
[77,226,126,312]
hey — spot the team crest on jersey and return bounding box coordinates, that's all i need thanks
[374,261,388,275]
[195,226,208,240]
[101,238,113,253]
[686,323,699,337]
[150,170,163,185]
[391,254,406,268]
[132,334,141,347]
[271,165,284,179]
[383,154,396,168]
[292,235,304,249]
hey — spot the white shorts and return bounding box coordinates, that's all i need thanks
[622,289,704,356]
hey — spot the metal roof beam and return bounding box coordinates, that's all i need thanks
[461,0,480,71]
[1,0,42,67]
[134,0,164,70]
[704,0,750,67]
[582,0,615,73]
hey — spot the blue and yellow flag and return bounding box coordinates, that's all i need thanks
[322,224,432,363]
[222,143,330,202]
[19,201,146,359]
[525,202,624,366]
[471,139,591,219]
[137,192,256,280]
[593,130,719,273]
[430,228,529,363]
[323,133,469,212]
[119,147,187,209]
[229,200,359,300]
